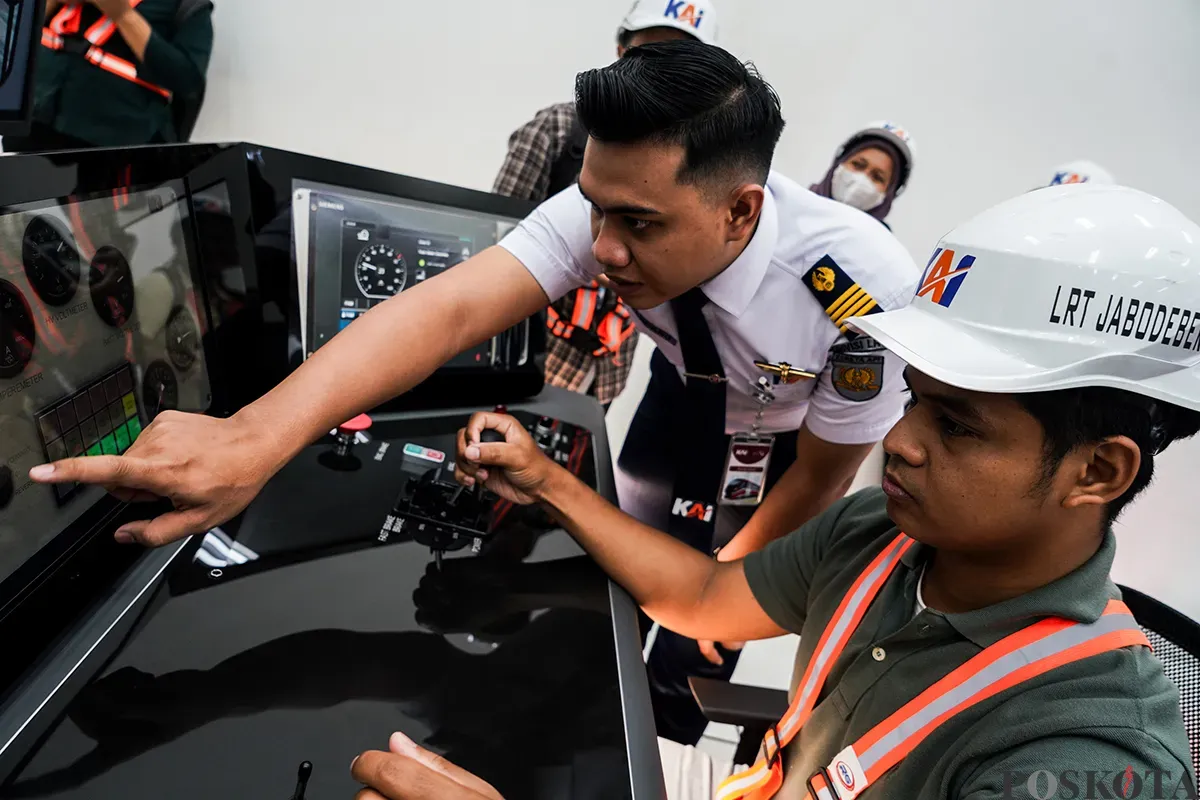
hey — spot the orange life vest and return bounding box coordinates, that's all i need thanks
[41,0,172,100]
[546,281,636,362]
[717,534,1150,800]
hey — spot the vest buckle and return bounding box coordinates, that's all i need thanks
[759,723,782,768]
[806,766,838,799]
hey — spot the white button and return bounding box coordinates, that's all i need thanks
[871,646,886,662]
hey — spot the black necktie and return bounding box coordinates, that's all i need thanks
[667,288,727,551]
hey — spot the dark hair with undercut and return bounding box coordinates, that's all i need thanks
[574,39,785,193]
[1018,387,1200,522]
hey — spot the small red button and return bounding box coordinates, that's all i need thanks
[494,405,507,414]
[337,413,372,435]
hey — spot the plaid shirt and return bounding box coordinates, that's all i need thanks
[493,102,638,405]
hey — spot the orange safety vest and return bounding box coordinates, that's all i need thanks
[41,0,172,100]
[546,281,636,362]
[717,534,1151,800]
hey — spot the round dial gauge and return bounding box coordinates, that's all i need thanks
[22,215,81,307]
[355,244,407,299]
[166,306,201,372]
[89,245,136,328]
[0,280,36,380]
[142,360,178,420]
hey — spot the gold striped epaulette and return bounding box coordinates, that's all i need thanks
[801,255,883,336]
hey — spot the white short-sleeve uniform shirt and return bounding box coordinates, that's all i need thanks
[500,171,920,444]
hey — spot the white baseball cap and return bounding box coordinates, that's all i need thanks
[619,0,718,46]
[1047,159,1115,187]
[847,184,1200,411]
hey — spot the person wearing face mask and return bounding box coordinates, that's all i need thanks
[810,121,916,228]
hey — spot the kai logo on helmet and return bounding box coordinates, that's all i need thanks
[876,122,911,145]
[1050,171,1091,185]
[663,0,705,29]
[917,248,976,308]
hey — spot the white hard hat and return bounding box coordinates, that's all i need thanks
[619,0,718,46]
[848,185,1200,412]
[1047,159,1115,187]
[838,121,917,192]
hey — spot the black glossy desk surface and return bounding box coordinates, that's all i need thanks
[2,408,638,800]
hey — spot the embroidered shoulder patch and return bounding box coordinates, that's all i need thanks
[831,349,885,402]
[802,255,883,336]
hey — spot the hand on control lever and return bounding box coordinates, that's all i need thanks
[454,412,556,506]
[351,731,504,800]
[27,411,279,547]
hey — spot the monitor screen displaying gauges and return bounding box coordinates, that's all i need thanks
[22,215,81,307]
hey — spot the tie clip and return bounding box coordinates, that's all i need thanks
[683,372,727,384]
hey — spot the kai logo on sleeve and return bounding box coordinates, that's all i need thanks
[917,248,976,308]
[663,0,705,29]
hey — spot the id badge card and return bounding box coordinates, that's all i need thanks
[718,432,775,506]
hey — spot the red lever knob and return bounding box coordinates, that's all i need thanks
[337,413,372,435]
[494,405,507,414]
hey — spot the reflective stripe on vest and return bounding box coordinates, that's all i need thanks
[571,286,598,331]
[595,304,635,360]
[42,0,172,101]
[546,285,635,360]
[545,305,575,340]
[716,535,1150,800]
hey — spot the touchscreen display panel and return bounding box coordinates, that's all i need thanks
[0,184,211,591]
[293,180,519,361]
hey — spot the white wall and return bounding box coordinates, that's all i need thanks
[193,0,1200,619]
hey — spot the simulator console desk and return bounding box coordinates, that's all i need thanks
[0,144,663,799]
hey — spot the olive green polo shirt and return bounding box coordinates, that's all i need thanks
[743,488,1195,799]
[33,0,213,146]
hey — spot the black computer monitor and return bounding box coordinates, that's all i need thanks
[0,0,44,136]
[0,143,258,697]
[239,146,545,411]
[295,179,521,364]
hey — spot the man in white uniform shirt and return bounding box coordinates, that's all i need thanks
[31,40,919,743]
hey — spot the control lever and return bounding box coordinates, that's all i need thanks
[448,420,506,508]
[395,411,510,571]
[398,466,492,572]
[318,414,372,471]
[289,761,312,800]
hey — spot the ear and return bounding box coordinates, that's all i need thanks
[1061,436,1141,511]
[725,184,765,244]
[616,44,627,58]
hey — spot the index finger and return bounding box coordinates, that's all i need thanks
[29,455,158,491]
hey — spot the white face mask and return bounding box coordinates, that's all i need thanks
[831,163,886,211]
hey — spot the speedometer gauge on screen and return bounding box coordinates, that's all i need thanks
[354,240,407,299]
[298,182,528,370]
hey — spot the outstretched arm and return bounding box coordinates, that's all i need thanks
[33,249,550,545]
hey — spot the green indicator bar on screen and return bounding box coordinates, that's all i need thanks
[100,434,118,455]
[114,424,131,453]
[126,415,143,441]
[86,443,102,457]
